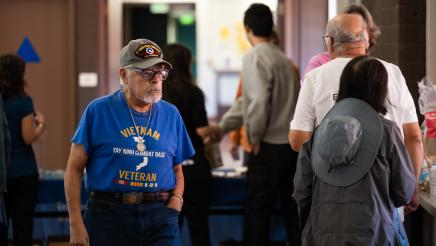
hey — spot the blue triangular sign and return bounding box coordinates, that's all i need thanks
[17,37,40,63]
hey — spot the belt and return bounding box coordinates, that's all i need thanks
[90,191,170,205]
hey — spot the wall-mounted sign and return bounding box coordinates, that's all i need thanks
[79,73,98,87]
[17,36,40,63]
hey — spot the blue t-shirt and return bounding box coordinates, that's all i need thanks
[72,90,195,192]
[4,95,38,177]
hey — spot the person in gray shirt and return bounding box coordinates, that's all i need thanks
[219,3,301,246]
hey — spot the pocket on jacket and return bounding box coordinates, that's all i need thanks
[316,178,371,203]
[313,202,372,234]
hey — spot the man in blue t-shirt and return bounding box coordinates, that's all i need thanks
[64,39,195,246]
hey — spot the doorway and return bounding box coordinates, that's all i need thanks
[122,3,197,78]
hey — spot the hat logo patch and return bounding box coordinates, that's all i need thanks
[145,47,154,54]
[135,44,161,59]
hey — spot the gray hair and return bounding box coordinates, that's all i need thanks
[325,16,368,52]
[343,3,381,50]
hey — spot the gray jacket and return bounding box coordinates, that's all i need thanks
[220,42,300,144]
[293,117,415,246]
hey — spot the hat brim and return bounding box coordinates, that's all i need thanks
[127,57,172,70]
[311,98,383,187]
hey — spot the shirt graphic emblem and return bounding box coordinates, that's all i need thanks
[136,156,148,171]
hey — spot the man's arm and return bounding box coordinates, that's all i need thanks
[402,122,424,215]
[289,70,316,152]
[219,97,244,134]
[403,122,424,184]
[288,130,313,152]
[64,144,89,246]
[167,164,184,212]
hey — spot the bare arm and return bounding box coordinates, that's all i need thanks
[21,112,45,145]
[288,130,313,152]
[64,143,89,246]
[402,122,424,187]
[402,122,424,215]
[167,164,184,212]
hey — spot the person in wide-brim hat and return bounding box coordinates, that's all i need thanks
[311,98,382,187]
[293,55,416,246]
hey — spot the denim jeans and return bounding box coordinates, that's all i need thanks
[84,198,180,246]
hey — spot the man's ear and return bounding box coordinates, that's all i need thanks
[325,37,334,57]
[244,25,251,34]
[120,68,128,84]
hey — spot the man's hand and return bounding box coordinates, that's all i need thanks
[252,143,260,155]
[209,125,223,142]
[167,195,183,212]
[198,125,223,144]
[404,192,419,215]
[69,222,89,246]
[288,130,313,152]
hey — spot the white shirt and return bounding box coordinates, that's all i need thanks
[290,57,418,136]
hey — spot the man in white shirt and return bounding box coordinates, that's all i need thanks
[289,13,423,217]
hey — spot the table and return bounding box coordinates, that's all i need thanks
[418,190,436,245]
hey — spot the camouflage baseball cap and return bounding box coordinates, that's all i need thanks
[120,39,172,69]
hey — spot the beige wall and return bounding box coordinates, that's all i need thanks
[76,0,108,116]
[0,0,76,170]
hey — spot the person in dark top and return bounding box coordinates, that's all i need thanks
[0,54,46,245]
[162,43,220,246]
[0,94,11,229]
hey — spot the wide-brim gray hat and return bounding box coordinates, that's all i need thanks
[311,98,383,187]
[120,39,172,69]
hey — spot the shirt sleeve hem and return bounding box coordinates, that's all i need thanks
[290,121,314,132]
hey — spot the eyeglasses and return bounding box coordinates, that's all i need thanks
[322,32,367,47]
[322,34,336,46]
[127,68,170,81]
